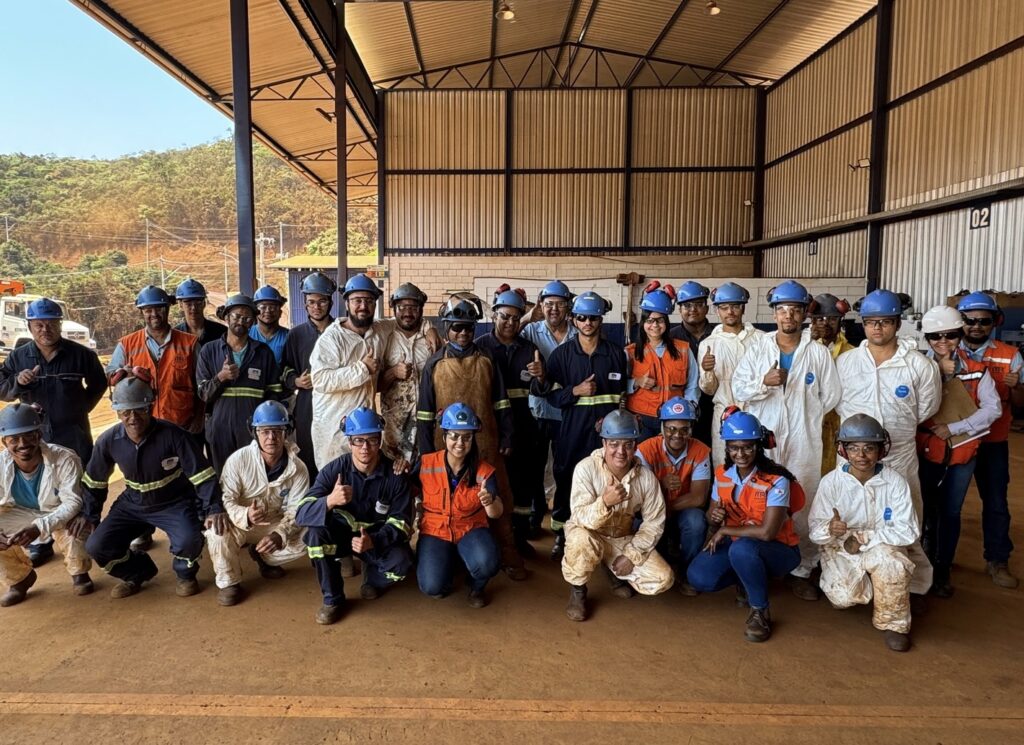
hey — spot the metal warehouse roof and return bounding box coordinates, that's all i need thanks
[72,0,877,205]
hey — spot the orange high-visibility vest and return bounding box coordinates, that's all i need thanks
[119,328,198,427]
[713,465,803,547]
[978,340,1017,442]
[419,450,496,543]
[625,339,691,417]
[637,436,710,505]
[917,351,987,466]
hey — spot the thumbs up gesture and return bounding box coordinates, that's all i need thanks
[17,365,42,387]
[763,360,788,387]
[326,473,353,508]
[351,526,373,554]
[601,476,628,507]
[828,507,848,538]
[938,350,956,377]
[389,352,413,381]
[573,373,597,397]
[478,483,495,507]
[701,345,716,372]
[362,347,380,376]
[218,353,239,382]
[526,349,545,380]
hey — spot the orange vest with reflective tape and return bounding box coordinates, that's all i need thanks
[120,328,198,427]
[978,340,1016,442]
[625,340,691,417]
[917,352,987,465]
[713,465,803,547]
[637,436,710,505]
[419,450,496,543]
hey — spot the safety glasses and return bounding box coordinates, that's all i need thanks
[445,431,474,443]
[495,311,522,323]
[450,323,474,333]
[725,444,756,455]
[863,318,897,329]
[925,331,962,341]
[962,317,993,327]
[349,436,381,449]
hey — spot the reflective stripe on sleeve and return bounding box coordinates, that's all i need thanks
[307,544,337,559]
[386,516,410,535]
[416,411,435,422]
[506,388,529,399]
[82,473,108,489]
[494,399,511,411]
[124,469,183,492]
[188,467,216,486]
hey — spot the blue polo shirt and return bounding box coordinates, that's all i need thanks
[519,320,577,422]
[713,466,789,508]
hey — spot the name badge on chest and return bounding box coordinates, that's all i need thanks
[248,367,261,380]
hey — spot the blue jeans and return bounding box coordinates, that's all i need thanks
[920,457,977,577]
[687,536,800,610]
[654,508,707,573]
[973,441,1014,563]
[417,528,500,596]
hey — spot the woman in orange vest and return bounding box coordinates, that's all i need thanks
[687,410,803,643]
[416,402,503,608]
[916,306,1002,597]
[626,283,698,441]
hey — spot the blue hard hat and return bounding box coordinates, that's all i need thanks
[0,403,42,437]
[174,278,207,301]
[721,410,765,442]
[572,291,611,317]
[639,289,675,315]
[766,280,812,307]
[253,285,287,305]
[111,377,156,411]
[342,406,384,436]
[492,289,527,313]
[251,400,291,429]
[301,271,337,296]
[440,402,481,432]
[676,281,711,304]
[600,409,640,440]
[658,397,698,422]
[343,273,382,299]
[136,285,174,308]
[26,298,63,321]
[538,280,572,302]
[710,282,750,305]
[856,289,903,318]
[956,291,999,315]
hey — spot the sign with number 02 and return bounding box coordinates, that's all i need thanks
[969,204,991,230]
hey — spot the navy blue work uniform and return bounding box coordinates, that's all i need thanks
[282,317,332,481]
[0,338,106,463]
[544,337,628,531]
[475,331,550,525]
[83,419,222,583]
[196,337,284,473]
[174,319,227,347]
[295,453,413,606]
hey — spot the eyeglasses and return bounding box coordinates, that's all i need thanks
[574,314,600,324]
[256,303,281,313]
[348,297,376,307]
[394,303,421,313]
[663,425,692,436]
[863,318,897,328]
[227,313,255,324]
[716,303,743,312]
[843,443,880,456]
[305,298,331,308]
[962,317,994,327]
[725,444,756,454]
[445,431,474,443]
[257,426,287,436]
[605,440,636,451]
[495,311,522,323]
[450,323,474,333]
[643,316,667,325]
[349,436,381,449]
[925,332,963,341]
[679,302,707,311]
[542,301,568,310]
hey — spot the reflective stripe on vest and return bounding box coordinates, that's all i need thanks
[712,466,800,547]
[125,468,182,493]
[625,340,690,417]
[419,450,495,543]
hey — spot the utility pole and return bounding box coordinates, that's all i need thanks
[3,215,9,243]
[278,222,285,259]
[145,218,151,279]
[224,252,229,295]
[160,256,166,289]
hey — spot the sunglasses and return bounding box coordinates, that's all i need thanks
[925,332,963,341]
[574,314,600,324]
[962,317,994,327]
[450,323,474,333]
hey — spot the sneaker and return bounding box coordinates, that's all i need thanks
[248,545,286,579]
[786,573,821,601]
[467,588,489,608]
[315,603,345,625]
[175,578,201,597]
[339,555,358,578]
[0,570,37,607]
[72,573,95,596]
[28,541,54,568]
[744,608,772,643]
[217,584,245,606]
[987,562,1019,589]
[884,630,911,652]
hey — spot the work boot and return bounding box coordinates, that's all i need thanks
[360,565,380,600]
[315,603,345,625]
[910,593,928,616]
[248,545,285,579]
[340,555,358,578]
[786,573,821,601]
[565,584,588,622]
[884,630,912,653]
[503,564,528,581]
[130,532,154,552]
[735,584,749,607]
[987,561,1020,589]
[930,569,954,599]
[28,540,54,568]
[217,584,245,606]
[603,565,635,599]
[0,570,37,607]
[550,531,565,562]
[512,515,537,558]
[72,573,95,596]
[175,578,201,597]
[467,588,489,609]
[744,608,772,643]
[110,580,144,599]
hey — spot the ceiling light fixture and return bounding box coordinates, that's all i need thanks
[496,2,515,21]
[705,1,721,15]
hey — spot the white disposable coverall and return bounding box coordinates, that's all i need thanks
[562,450,674,595]
[205,440,309,589]
[732,329,842,577]
[697,322,764,464]
[380,324,434,463]
[0,442,90,583]
[810,465,918,633]
[836,339,941,594]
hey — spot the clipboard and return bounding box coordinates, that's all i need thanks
[932,377,988,448]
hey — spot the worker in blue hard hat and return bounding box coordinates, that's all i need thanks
[671,281,716,452]
[837,289,940,608]
[250,285,288,363]
[696,282,763,465]
[732,280,841,602]
[173,277,227,347]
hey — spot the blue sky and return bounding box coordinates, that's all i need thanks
[1,0,230,159]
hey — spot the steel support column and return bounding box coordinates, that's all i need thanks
[865,0,893,292]
[377,91,387,266]
[335,0,348,281]
[752,88,766,277]
[230,0,256,294]
[504,91,514,251]
[622,88,634,249]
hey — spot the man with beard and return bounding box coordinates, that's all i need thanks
[380,283,432,467]
[416,293,525,579]
[733,280,841,601]
[543,291,628,561]
[519,280,577,535]
[196,294,284,474]
[836,289,940,608]
[671,282,716,449]
[173,278,227,347]
[250,285,288,364]
[282,271,336,481]
[696,283,762,465]
[476,286,550,556]
[809,294,855,474]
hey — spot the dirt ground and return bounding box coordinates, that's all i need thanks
[1,430,1023,743]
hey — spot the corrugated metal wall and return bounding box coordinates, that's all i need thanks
[632,172,753,247]
[386,90,504,169]
[387,174,504,249]
[881,196,1024,312]
[513,90,624,169]
[513,173,623,248]
[761,229,868,279]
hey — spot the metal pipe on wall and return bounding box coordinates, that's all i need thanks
[335,0,348,283]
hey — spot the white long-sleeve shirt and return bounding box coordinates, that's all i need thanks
[0,442,83,540]
[924,351,1002,437]
[219,440,309,544]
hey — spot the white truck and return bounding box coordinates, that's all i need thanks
[0,285,97,355]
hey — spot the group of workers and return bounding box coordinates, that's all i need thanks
[0,270,1019,653]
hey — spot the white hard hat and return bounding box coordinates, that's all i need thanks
[921,305,964,334]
